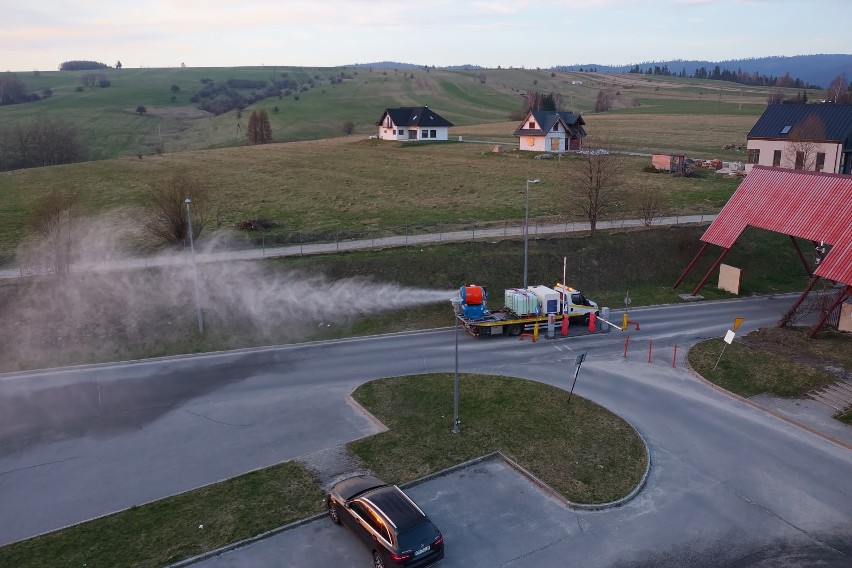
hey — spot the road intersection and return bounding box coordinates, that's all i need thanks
[1,295,850,565]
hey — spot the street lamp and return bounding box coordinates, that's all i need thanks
[450,296,462,434]
[185,197,204,334]
[523,179,540,289]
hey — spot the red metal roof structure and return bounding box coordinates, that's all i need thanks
[675,165,852,335]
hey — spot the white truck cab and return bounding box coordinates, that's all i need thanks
[554,284,599,322]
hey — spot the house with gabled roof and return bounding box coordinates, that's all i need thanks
[376,106,453,141]
[745,103,852,174]
[513,110,586,152]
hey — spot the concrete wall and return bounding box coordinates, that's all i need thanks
[745,140,841,173]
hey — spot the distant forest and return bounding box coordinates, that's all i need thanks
[625,63,820,89]
[554,54,852,90]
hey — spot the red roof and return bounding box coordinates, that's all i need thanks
[701,166,852,285]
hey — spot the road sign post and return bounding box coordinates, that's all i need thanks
[568,352,587,404]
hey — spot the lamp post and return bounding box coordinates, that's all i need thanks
[185,197,204,334]
[523,179,540,289]
[450,296,462,434]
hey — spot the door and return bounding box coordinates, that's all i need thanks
[550,137,560,151]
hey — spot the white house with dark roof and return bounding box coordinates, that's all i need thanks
[746,103,852,174]
[514,110,586,152]
[376,107,454,141]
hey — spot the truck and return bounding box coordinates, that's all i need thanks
[452,283,600,338]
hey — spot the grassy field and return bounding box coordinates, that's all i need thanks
[1,224,818,373]
[0,373,646,566]
[0,137,741,260]
[688,327,851,398]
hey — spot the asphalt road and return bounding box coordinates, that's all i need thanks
[1,295,850,566]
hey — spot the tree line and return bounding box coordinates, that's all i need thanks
[0,118,87,171]
[628,64,821,89]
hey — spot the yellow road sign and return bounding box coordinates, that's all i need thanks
[733,317,745,331]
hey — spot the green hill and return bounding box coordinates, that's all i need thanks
[1,65,801,161]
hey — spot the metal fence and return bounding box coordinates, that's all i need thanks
[0,209,720,280]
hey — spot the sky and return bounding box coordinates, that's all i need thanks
[2,0,849,72]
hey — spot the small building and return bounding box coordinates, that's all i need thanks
[376,107,453,142]
[745,103,852,174]
[651,153,685,173]
[513,110,586,152]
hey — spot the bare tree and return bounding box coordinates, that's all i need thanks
[142,171,209,245]
[594,89,613,112]
[29,191,81,276]
[246,109,272,144]
[826,73,849,103]
[561,138,626,236]
[784,114,825,171]
[638,188,661,227]
[342,120,355,135]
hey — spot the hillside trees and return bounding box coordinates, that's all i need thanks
[60,60,109,71]
[142,171,209,245]
[0,118,86,171]
[595,90,614,112]
[246,109,273,144]
[0,72,36,106]
[523,91,562,112]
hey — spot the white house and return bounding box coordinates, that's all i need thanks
[746,103,852,174]
[376,107,453,141]
[513,110,586,152]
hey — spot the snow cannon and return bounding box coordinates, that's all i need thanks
[459,285,487,320]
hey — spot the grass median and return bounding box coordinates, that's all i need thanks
[351,373,648,504]
[0,373,648,566]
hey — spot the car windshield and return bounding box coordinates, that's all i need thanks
[396,521,438,551]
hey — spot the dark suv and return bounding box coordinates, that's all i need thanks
[327,474,444,568]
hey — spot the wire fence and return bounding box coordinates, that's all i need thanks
[0,208,720,280]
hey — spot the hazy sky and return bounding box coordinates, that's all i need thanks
[3,0,848,72]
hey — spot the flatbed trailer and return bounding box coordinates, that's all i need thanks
[456,309,587,337]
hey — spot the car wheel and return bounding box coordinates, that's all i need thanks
[508,324,522,337]
[327,499,341,525]
[373,551,386,568]
[582,314,590,325]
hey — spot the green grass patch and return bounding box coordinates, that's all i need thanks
[835,409,852,424]
[351,373,647,504]
[688,327,849,398]
[0,461,325,568]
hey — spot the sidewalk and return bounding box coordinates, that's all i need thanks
[0,214,717,280]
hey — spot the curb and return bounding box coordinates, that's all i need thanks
[173,434,653,566]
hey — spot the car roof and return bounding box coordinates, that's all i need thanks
[333,474,388,500]
[362,486,427,533]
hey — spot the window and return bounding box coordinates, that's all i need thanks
[528,121,535,129]
[552,124,559,131]
[747,149,760,164]
[392,129,396,135]
[795,151,804,170]
[772,150,781,167]
[421,130,430,139]
[430,129,436,137]
[816,152,826,172]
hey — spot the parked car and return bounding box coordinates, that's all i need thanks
[327,474,444,568]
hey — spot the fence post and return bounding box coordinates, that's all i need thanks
[336,229,339,252]
[648,339,653,363]
[300,231,303,257]
[472,221,475,241]
[439,223,442,242]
